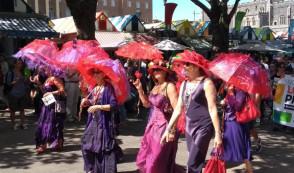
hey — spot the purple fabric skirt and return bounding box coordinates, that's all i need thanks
[35,105,65,148]
[81,115,117,173]
[223,120,251,162]
[136,109,180,173]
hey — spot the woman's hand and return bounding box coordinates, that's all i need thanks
[213,133,223,148]
[160,130,176,144]
[80,98,90,108]
[87,105,101,113]
[133,79,143,91]
[43,92,52,97]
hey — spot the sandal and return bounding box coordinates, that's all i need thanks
[36,145,46,154]
[55,139,64,151]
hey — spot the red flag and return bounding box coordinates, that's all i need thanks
[165,3,177,26]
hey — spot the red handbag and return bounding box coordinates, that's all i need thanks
[236,96,261,123]
[204,148,226,173]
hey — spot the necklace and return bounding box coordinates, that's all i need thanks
[92,85,104,103]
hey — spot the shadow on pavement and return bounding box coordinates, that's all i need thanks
[252,126,294,173]
[120,171,139,173]
[0,113,85,170]
[119,118,146,137]
[121,148,139,163]
[226,124,294,173]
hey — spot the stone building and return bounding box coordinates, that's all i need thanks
[23,0,152,23]
[202,0,294,33]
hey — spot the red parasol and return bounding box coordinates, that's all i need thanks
[77,58,130,104]
[115,41,163,60]
[54,40,109,69]
[13,39,59,68]
[209,53,272,98]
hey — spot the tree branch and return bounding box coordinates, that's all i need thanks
[229,0,241,20]
[191,0,211,18]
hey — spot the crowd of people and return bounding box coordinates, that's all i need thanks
[0,50,293,173]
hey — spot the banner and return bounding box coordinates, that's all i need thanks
[288,19,294,40]
[273,75,294,127]
[234,11,246,32]
[165,3,177,29]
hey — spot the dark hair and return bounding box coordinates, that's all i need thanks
[151,69,176,84]
[277,63,286,69]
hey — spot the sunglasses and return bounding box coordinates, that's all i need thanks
[153,68,163,72]
[91,70,102,75]
[184,62,193,67]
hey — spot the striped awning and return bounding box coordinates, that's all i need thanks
[109,15,134,32]
[0,12,58,38]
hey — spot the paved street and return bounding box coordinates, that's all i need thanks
[0,110,294,173]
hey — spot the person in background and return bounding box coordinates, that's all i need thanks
[35,67,66,154]
[6,60,28,130]
[64,68,80,122]
[30,66,47,116]
[220,84,253,173]
[261,57,269,70]
[0,54,9,107]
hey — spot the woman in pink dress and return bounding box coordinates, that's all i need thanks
[133,60,180,173]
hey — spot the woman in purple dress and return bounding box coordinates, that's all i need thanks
[35,67,66,154]
[220,84,253,173]
[133,61,180,173]
[161,50,222,173]
[79,69,118,173]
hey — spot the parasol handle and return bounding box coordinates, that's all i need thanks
[78,87,96,121]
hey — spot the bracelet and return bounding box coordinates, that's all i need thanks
[168,128,177,134]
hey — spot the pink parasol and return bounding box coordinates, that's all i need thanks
[209,53,272,98]
[77,58,130,104]
[115,41,163,61]
[13,39,59,69]
[54,40,109,69]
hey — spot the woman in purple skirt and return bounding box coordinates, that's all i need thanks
[161,50,222,173]
[35,68,66,154]
[220,84,253,173]
[79,69,118,173]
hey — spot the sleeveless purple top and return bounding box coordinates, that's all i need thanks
[183,79,213,134]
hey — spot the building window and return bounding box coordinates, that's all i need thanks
[136,1,141,9]
[111,0,115,7]
[252,17,256,26]
[49,7,55,19]
[260,7,265,13]
[145,2,149,9]
[280,15,286,25]
[103,0,107,6]
[128,0,131,7]
[247,18,250,26]
[246,8,249,13]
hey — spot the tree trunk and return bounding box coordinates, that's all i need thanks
[66,0,98,40]
[210,12,230,53]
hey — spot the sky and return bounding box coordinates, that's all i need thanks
[152,0,250,21]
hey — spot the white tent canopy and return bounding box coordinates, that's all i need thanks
[230,42,287,53]
[154,39,187,51]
